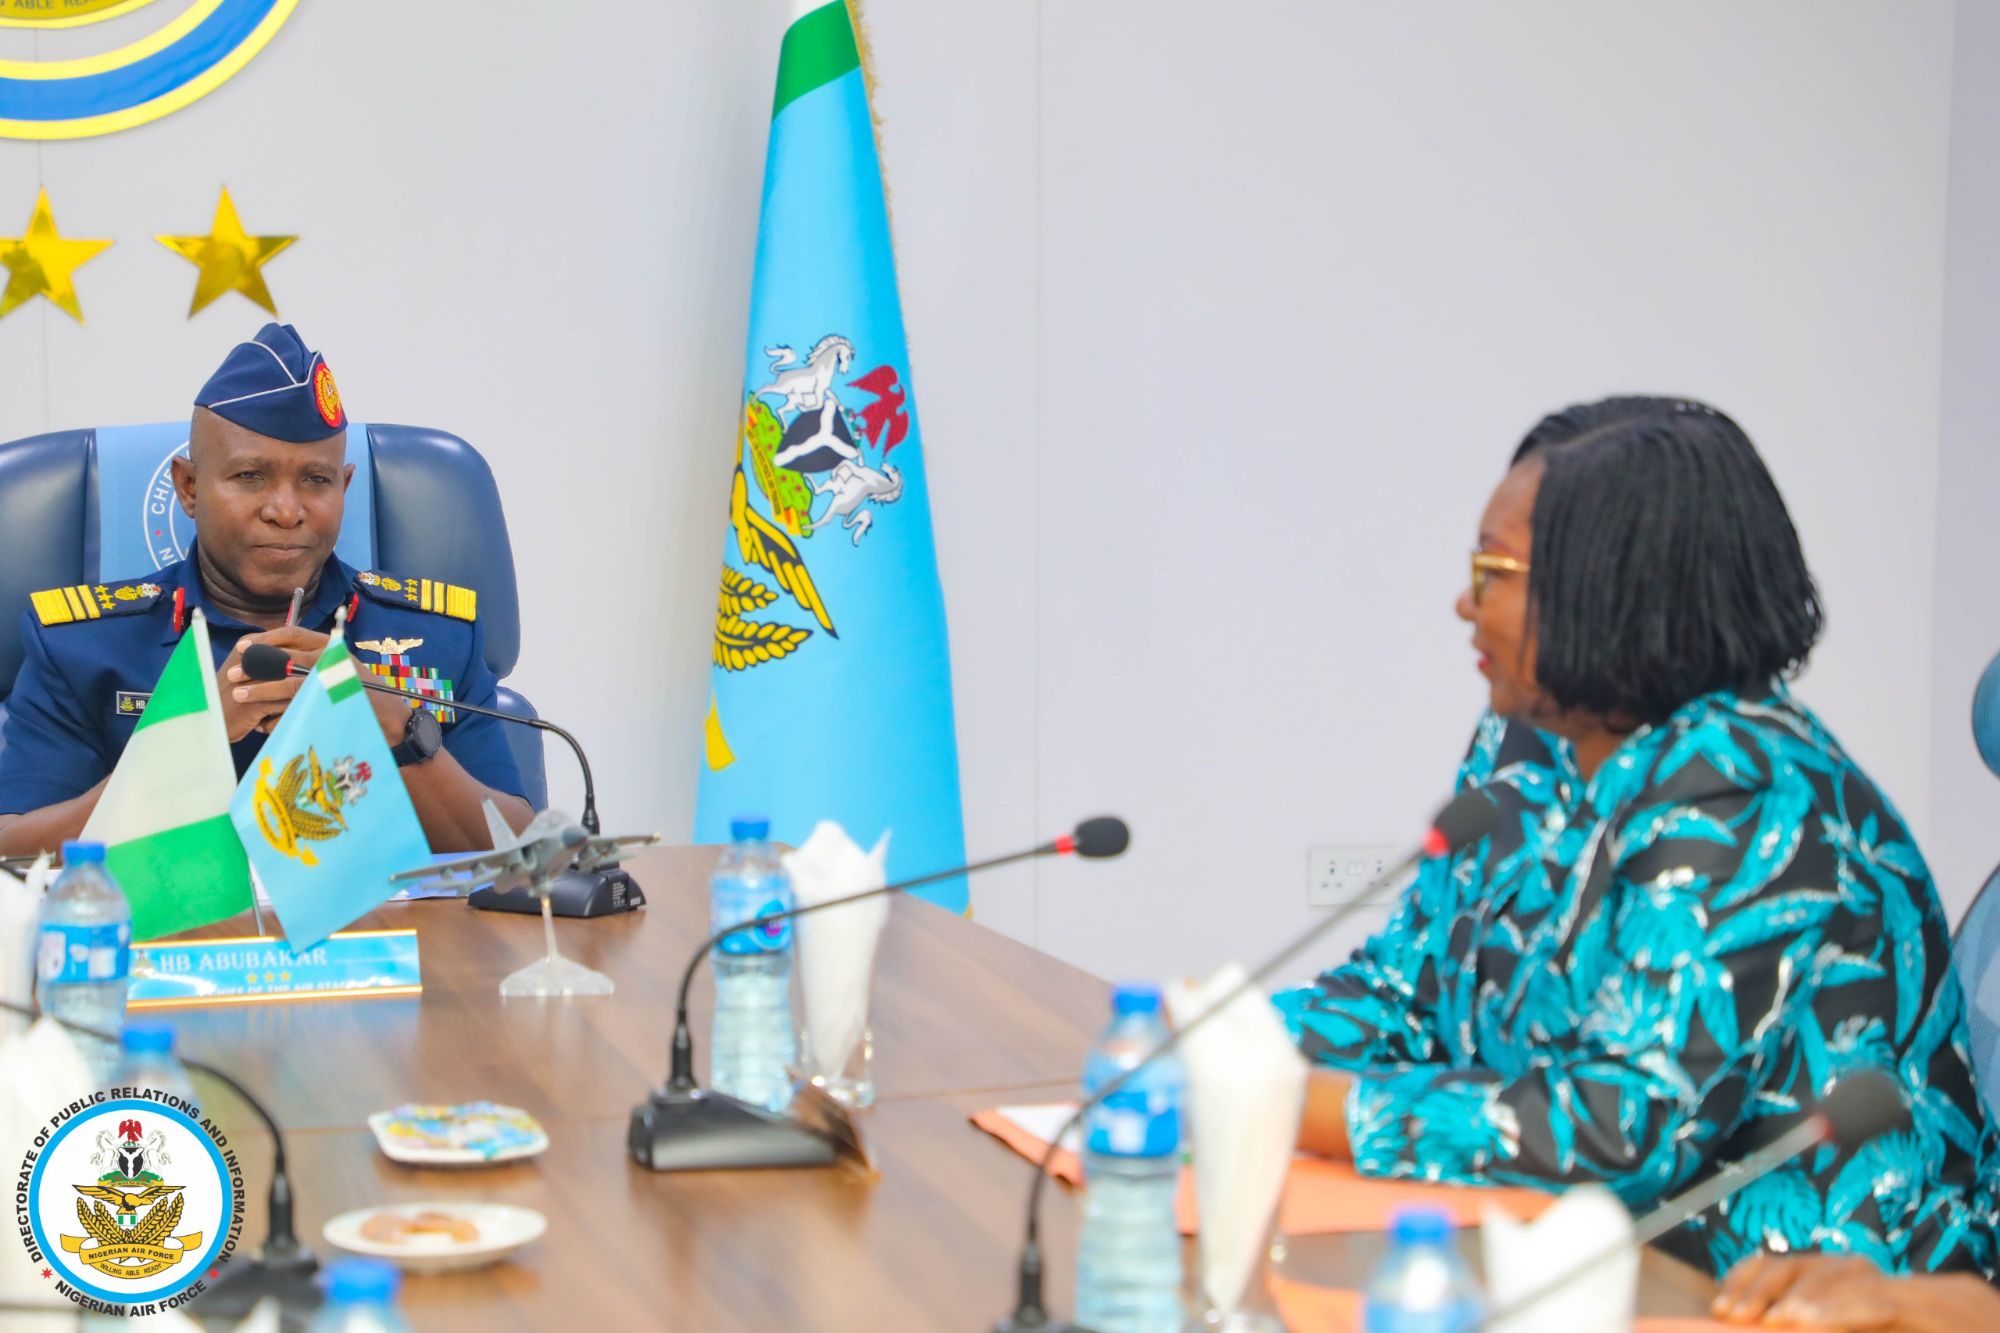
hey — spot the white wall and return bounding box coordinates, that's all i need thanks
[0,3,1974,981]
[1931,0,2000,917]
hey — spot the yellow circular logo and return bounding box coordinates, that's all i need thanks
[312,360,344,429]
[0,0,299,140]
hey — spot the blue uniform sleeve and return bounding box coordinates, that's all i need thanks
[0,613,112,813]
[440,616,525,799]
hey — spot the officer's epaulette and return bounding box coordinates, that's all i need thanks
[352,570,477,622]
[30,577,166,627]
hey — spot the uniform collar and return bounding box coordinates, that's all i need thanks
[166,540,355,642]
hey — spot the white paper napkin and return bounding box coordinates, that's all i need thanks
[0,855,48,1040]
[1166,962,1308,1314]
[783,822,891,1077]
[1481,1184,1635,1332]
[0,1015,94,1324]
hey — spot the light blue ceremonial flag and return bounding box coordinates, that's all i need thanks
[228,632,431,948]
[694,0,967,910]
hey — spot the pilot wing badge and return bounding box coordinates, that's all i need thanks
[229,621,430,949]
[695,0,967,912]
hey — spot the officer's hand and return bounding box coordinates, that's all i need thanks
[216,628,331,741]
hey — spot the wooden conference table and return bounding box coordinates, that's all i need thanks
[162,846,1717,1329]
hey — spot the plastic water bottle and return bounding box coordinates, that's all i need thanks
[118,1022,198,1114]
[35,841,130,1086]
[709,816,797,1112]
[1362,1207,1486,1331]
[309,1258,412,1333]
[1075,983,1185,1333]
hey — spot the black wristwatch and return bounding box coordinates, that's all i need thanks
[390,706,443,768]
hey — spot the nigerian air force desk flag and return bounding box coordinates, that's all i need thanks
[695,0,967,910]
[228,624,430,949]
[82,609,252,941]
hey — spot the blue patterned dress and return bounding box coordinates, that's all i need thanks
[1274,689,1999,1279]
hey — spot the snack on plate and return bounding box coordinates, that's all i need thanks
[375,1101,545,1161]
[358,1209,482,1246]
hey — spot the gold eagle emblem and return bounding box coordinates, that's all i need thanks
[249,748,371,867]
[714,465,838,673]
[354,636,424,656]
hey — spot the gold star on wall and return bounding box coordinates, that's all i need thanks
[156,187,296,317]
[0,189,112,323]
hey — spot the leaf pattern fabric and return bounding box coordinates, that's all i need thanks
[1272,687,2000,1279]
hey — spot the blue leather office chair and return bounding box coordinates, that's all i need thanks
[1952,651,2000,1116]
[0,422,547,809]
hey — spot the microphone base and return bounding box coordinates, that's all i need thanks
[470,865,645,917]
[191,1246,321,1331]
[627,1084,839,1172]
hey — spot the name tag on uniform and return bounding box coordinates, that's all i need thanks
[115,691,150,717]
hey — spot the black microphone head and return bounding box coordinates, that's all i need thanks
[240,643,292,682]
[1425,788,1501,858]
[1072,817,1129,859]
[1818,1070,1910,1150]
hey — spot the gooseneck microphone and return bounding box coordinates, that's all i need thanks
[996,790,1503,1332]
[629,819,1130,1173]
[241,642,603,835]
[0,996,319,1329]
[1465,1068,1910,1330]
[242,642,640,917]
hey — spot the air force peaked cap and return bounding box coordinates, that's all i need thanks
[194,322,346,443]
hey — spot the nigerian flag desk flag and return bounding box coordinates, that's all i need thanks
[82,608,251,941]
[695,0,967,910]
[229,623,430,950]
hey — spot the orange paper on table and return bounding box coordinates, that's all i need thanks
[970,1108,1557,1236]
[1270,1277,1810,1332]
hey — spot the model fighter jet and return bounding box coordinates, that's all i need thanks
[390,801,659,899]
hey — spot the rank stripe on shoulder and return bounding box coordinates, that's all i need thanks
[356,571,476,622]
[33,584,100,625]
[31,579,164,627]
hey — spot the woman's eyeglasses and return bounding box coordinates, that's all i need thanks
[1470,550,1530,605]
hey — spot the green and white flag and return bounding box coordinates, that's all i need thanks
[82,608,252,940]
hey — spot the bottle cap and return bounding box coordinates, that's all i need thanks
[729,816,771,843]
[59,840,105,865]
[1110,983,1163,1016]
[120,1023,175,1056]
[324,1257,400,1305]
[1389,1206,1453,1245]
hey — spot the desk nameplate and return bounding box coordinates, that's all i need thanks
[128,929,422,1009]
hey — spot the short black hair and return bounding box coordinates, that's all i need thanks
[1507,396,1823,726]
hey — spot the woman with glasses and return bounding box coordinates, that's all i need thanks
[1275,397,1998,1282]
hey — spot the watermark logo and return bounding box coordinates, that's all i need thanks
[17,1091,244,1317]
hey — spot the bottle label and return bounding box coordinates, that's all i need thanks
[717,897,792,956]
[1084,1083,1181,1158]
[36,921,131,985]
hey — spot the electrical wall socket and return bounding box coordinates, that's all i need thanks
[1307,844,1403,908]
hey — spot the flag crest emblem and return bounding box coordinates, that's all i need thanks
[694,0,967,910]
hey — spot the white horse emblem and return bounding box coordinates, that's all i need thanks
[810,460,904,545]
[756,336,854,415]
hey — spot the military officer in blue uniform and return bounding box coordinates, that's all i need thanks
[0,324,530,855]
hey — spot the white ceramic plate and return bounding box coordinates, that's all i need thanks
[366,1105,549,1167]
[321,1201,547,1274]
